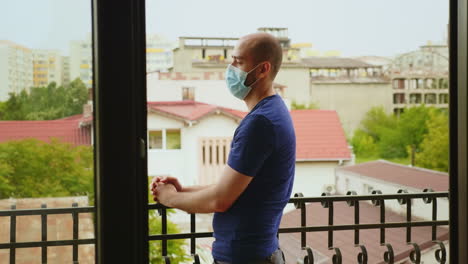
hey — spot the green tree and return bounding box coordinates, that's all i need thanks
[291,100,319,110]
[0,78,88,121]
[352,105,434,164]
[351,129,378,157]
[416,111,449,172]
[0,139,93,199]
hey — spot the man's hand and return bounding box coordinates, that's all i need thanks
[151,176,183,192]
[151,183,177,206]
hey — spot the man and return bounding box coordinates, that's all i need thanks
[151,32,296,264]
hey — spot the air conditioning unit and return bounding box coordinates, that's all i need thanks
[322,184,336,195]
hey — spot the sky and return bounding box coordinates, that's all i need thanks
[1,0,449,57]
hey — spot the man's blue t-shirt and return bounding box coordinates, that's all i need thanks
[212,94,296,263]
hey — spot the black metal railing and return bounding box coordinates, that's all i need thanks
[0,203,95,264]
[148,189,449,264]
[0,189,449,264]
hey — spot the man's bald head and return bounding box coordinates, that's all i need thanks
[239,33,283,80]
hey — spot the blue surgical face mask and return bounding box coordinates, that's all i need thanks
[225,63,262,100]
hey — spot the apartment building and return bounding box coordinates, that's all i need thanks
[70,35,93,88]
[0,40,33,101]
[305,57,392,134]
[389,43,449,115]
[32,49,65,87]
[146,34,176,73]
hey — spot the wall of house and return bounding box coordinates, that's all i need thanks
[293,161,341,198]
[310,82,392,135]
[147,113,238,186]
[335,170,449,221]
[147,74,247,111]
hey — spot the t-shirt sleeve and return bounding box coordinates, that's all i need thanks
[227,114,275,177]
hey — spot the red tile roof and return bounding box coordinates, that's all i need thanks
[337,160,449,191]
[0,115,91,146]
[147,101,246,122]
[291,110,351,161]
[280,201,448,264]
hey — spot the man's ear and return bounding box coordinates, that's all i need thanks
[260,62,272,78]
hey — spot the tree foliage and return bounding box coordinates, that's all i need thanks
[416,111,449,172]
[352,105,448,171]
[0,139,93,200]
[291,100,319,110]
[0,78,88,120]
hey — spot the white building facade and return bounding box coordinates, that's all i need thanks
[0,40,33,101]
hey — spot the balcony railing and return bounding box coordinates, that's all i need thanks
[0,203,95,264]
[0,190,449,264]
[148,189,449,264]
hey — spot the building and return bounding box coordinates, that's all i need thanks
[70,35,93,88]
[147,71,289,111]
[335,160,449,220]
[389,43,449,115]
[32,49,65,87]
[146,34,176,73]
[291,109,353,197]
[62,56,70,85]
[304,57,393,134]
[170,28,393,135]
[0,40,33,101]
[146,101,353,197]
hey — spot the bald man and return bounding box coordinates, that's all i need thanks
[152,33,295,264]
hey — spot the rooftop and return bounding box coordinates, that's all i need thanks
[291,109,351,161]
[337,160,449,191]
[0,115,91,146]
[302,57,377,69]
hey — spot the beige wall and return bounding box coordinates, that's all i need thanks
[310,82,392,135]
[275,67,310,105]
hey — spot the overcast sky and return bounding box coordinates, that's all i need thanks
[1,0,449,57]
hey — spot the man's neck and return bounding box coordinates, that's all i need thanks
[244,83,276,111]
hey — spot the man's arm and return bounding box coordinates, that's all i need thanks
[153,166,252,214]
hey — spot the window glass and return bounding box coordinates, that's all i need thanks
[149,130,163,149]
[166,129,181,149]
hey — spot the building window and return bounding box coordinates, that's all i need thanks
[393,93,405,104]
[166,129,181,149]
[182,87,195,101]
[439,78,449,89]
[148,129,181,150]
[439,93,449,104]
[425,93,437,104]
[393,78,406,89]
[148,130,163,149]
[409,93,422,104]
[425,78,437,89]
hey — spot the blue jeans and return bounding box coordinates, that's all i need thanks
[213,248,285,264]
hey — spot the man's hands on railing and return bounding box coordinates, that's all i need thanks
[150,176,181,205]
[151,176,183,192]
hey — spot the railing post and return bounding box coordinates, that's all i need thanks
[10,204,16,264]
[72,202,79,264]
[41,204,47,264]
